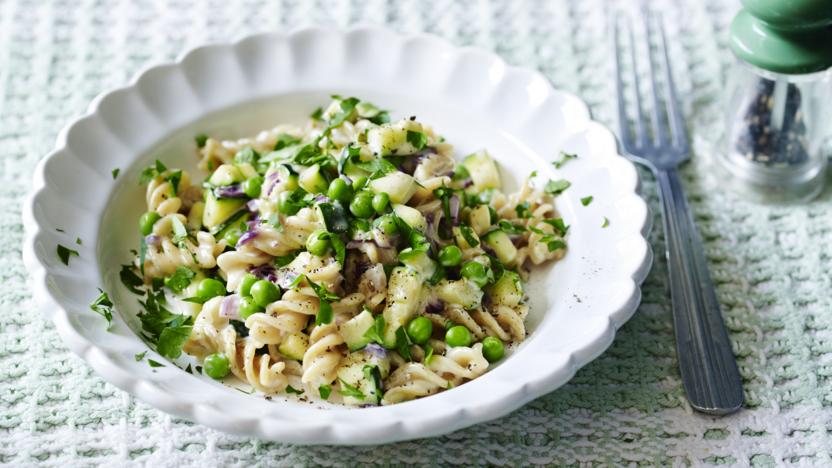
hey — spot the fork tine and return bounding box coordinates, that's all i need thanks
[626,18,649,150]
[644,12,670,147]
[656,12,689,150]
[613,16,634,152]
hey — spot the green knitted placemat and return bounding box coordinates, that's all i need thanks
[2,0,831,465]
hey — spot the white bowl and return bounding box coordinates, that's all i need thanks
[22,26,651,445]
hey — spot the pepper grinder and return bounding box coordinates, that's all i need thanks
[720,0,832,202]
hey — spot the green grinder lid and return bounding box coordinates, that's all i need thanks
[730,0,832,74]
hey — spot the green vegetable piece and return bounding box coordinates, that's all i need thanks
[57,244,79,266]
[373,214,398,235]
[406,316,433,345]
[139,211,161,236]
[327,178,353,205]
[306,229,332,256]
[278,190,302,215]
[251,280,281,307]
[239,273,258,297]
[239,296,264,319]
[349,191,375,218]
[164,266,195,294]
[445,325,472,348]
[90,289,113,328]
[481,336,505,362]
[580,195,593,206]
[196,278,226,300]
[195,133,208,148]
[319,384,332,399]
[222,227,243,246]
[460,261,489,288]
[204,353,230,379]
[372,192,390,214]
[352,176,369,191]
[438,245,463,267]
[242,177,263,198]
[545,179,571,195]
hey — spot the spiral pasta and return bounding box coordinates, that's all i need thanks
[127,95,569,406]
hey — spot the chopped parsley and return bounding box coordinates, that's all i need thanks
[139,159,168,185]
[89,289,114,328]
[310,107,324,121]
[57,244,79,266]
[406,130,428,151]
[137,288,193,360]
[233,147,259,166]
[602,217,610,228]
[544,179,571,195]
[319,384,332,399]
[552,151,578,169]
[111,168,120,179]
[338,378,365,400]
[55,228,65,233]
[515,202,532,218]
[285,385,304,395]
[322,97,360,136]
[170,216,188,244]
[543,218,569,236]
[75,237,82,245]
[580,196,594,206]
[164,266,195,294]
[134,351,147,361]
[274,133,301,151]
[498,220,526,235]
[458,225,479,247]
[424,345,435,365]
[395,326,413,362]
[147,359,165,368]
[307,277,338,325]
[362,314,386,348]
[195,133,208,148]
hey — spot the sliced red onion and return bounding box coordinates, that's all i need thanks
[250,263,277,282]
[371,229,395,248]
[313,194,332,204]
[425,298,445,314]
[219,294,241,320]
[364,343,388,360]
[144,235,161,246]
[276,270,299,289]
[246,199,260,212]
[246,215,260,229]
[449,194,461,225]
[214,184,246,198]
[236,229,258,247]
[463,179,474,188]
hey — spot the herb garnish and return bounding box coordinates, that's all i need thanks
[552,151,578,169]
[307,277,338,325]
[134,351,147,361]
[147,359,165,368]
[424,345,435,365]
[602,217,610,228]
[515,202,532,218]
[498,220,526,235]
[75,237,82,245]
[164,266,195,294]
[544,179,571,195]
[362,314,386,348]
[139,160,168,185]
[319,384,332,399]
[57,244,79,266]
[90,289,113,328]
[543,218,569,236]
[111,168,120,179]
[406,130,428,151]
[580,196,593,206]
[338,378,365,400]
[286,385,304,395]
[395,326,413,362]
[137,288,193,359]
[195,134,208,148]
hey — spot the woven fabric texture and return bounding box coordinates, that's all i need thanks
[2,0,831,465]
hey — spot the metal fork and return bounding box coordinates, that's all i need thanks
[613,12,744,415]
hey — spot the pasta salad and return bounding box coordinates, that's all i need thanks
[125,96,569,406]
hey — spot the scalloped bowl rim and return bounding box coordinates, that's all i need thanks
[22,26,652,445]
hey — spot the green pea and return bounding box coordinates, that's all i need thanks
[239,295,263,319]
[242,177,263,198]
[349,191,375,218]
[251,280,281,307]
[460,261,489,288]
[327,178,353,204]
[222,227,242,246]
[196,278,226,300]
[352,176,369,191]
[239,273,258,297]
[371,192,390,214]
[438,245,463,267]
[306,229,331,256]
[373,214,398,235]
[481,336,505,362]
[445,325,472,348]
[139,211,161,236]
[278,191,301,215]
[203,353,230,379]
[406,316,433,345]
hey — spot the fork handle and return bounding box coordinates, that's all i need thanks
[656,168,744,415]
